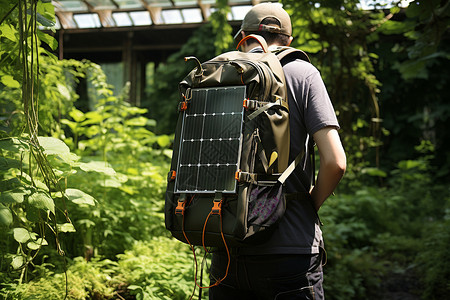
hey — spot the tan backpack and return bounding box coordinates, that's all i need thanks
[165,35,311,251]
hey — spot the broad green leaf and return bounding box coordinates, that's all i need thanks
[100,178,122,188]
[57,223,76,232]
[37,136,79,164]
[82,111,105,125]
[65,188,96,206]
[18,173,48,191]
[57,83,71,100]
[27,238,48,250]
[125,117,149,127]
[13,228,32,243]
[0,205,13,226]
[0,188,30,204]
[126,107,148,115]
[80,160,116,175]
[156,135,171,148]
[11,255,25,269]
[37,137,70,156]
[28,191,55,214]
[69,108,86,122]
[77,219,96,228]
[60,119,79,133]
[1,75,20,88]
[163,149,173,159]
[0,157,21,170]
[0,24,17,42]
[361,167,387,178]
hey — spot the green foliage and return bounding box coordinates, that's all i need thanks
[321,142,447,299]
[57,65,171,259]
[210,0,234,55]
[0,135,100,281]
[0,237,201,300]
[116,238,205,300]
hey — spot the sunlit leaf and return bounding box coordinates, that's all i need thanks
[0,205,13,226]
[57,83,71,100]
[11,255,25,269]
[57,223,76,232]
[27,238,48,250]
[0,24,17,42]
[125,117,149,127]
[156,135,171,148]
[100,178,122,188]
[361,167,387,177]
[80,160,116,175]
[1,75,20,88]
[0,188,29,204]
[28,191,55,214]
[65,188,96,206]
[163,149,173,158]
[13,228,33,243]
[69,108,86,122]
[38,137,70,156]
[37,136,79,164]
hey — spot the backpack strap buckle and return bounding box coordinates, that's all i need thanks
[211,200,222,215]
[211,192,223,215]
[175,193,188,215]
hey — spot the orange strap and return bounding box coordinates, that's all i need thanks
[197,199,230,289]
[181,195,231,291]
[236,34,269,53]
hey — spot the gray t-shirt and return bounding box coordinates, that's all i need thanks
[240,57,339,255]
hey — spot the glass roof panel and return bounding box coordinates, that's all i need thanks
[181,8,203,23]
[53,0,269,29]
[73,13,102,28]
[145,0,173,8]
[173,0,198,6]
[54,0,88,12]
[228,0,252,4]
[230,5,252,20]
[114,0,144,9]
[161,9,183,24]
[112,12,133,26]
[129,11,152,26]
[86,0,116,10]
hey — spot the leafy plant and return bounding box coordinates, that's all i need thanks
[1,237,203,300]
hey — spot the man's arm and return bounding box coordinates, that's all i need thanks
[310,126,346,211]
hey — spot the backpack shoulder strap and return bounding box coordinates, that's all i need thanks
[272,46,311,63]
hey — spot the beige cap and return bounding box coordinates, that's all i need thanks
[234,3,292,40]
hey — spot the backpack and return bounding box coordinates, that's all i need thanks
[165,35,311,251]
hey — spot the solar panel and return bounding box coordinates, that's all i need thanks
[175,86,246,194]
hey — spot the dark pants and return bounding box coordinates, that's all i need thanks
[209,252,324,300]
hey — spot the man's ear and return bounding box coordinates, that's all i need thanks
[287,36,293,46]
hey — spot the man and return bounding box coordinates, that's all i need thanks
[209,3,346,300]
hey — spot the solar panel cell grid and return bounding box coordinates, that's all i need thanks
[175,86,245,194]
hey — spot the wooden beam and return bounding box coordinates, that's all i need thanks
[140,0,162,25]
